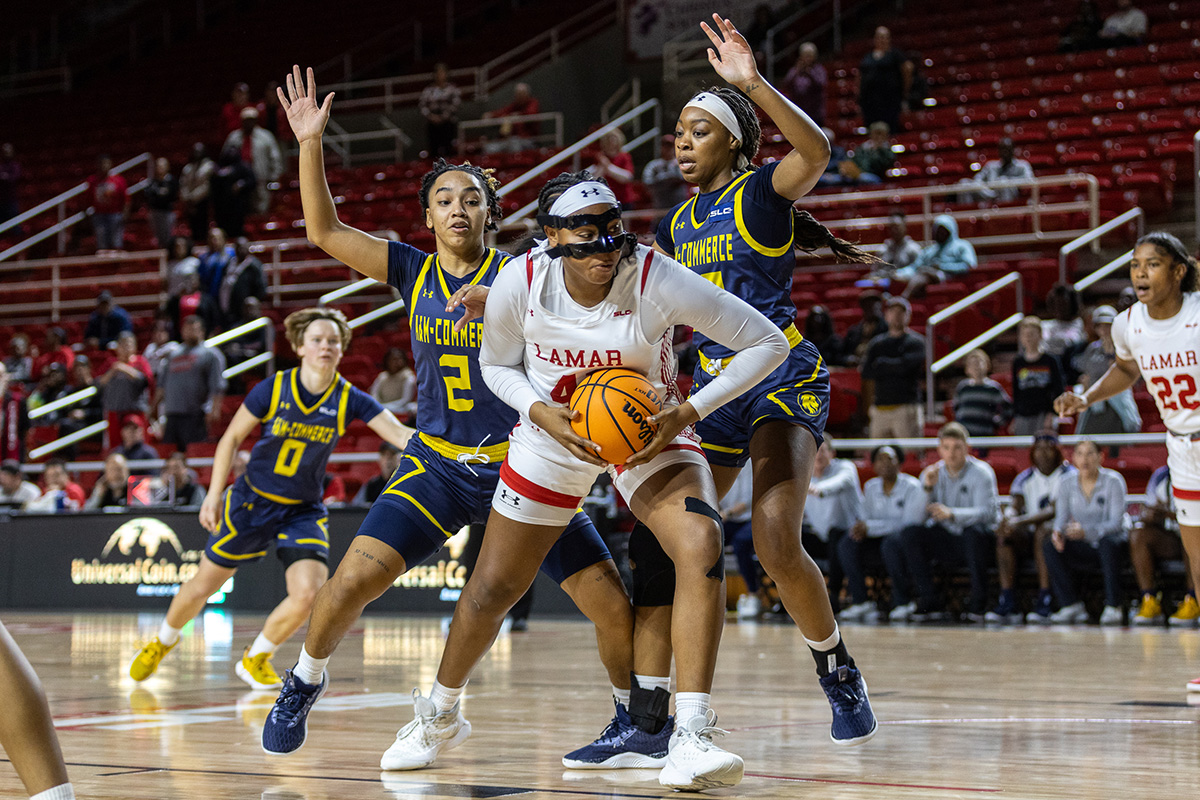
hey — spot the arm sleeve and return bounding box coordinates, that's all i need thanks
[641,254,789,419]
[348,385,385,423]
[950,464,999,528]
[478,260,542,417]
[814,459,859,497]
[242,377,274,418]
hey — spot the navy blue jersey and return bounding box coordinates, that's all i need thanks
[656,161,798,359]
[387,242,515,461]
[242,368,382,504]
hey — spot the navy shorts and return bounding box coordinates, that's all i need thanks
[356,434,611,581]
[205,477,329,568]
[691,338,829,469]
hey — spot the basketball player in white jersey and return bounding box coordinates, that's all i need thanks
[380,177,788,790]
[1056,231,1200,694]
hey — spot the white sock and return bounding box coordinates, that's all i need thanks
[613,685,631,707]
[675,692,711,722]
[157,621,181,647]
[294,645,328,686]
[804,623,841,653]
[247,632,278,658]
[430,679,465,713]
[31,783,75,800]
[634,673,671,692]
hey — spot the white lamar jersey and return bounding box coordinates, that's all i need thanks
[1112,293,1200,434]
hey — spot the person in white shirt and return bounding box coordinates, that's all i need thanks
[974,138,1034,203]
[369,348,417,421]
[1098,0,1148,46]
[838,445,925,623]
[802,438,863,612]
[0,460,41,509]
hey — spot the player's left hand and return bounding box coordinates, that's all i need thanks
[447,285,489,332]
[624,402,700,468]
[701,14,760,89]
[1054,391,1088,417]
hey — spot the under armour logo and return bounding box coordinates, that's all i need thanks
[580,188,600,198]
[422,288,436,299]
[499,489,521,507]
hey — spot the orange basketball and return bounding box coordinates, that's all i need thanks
[569,368,662,464]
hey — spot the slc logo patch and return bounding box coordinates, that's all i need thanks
[799,392,821,416]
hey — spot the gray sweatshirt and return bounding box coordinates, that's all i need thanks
[861,472,927,537]
[927,456,999,534]
[804,458,863,539]
[1053,467,1128,544]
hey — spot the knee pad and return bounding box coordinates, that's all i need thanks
[628,521,677,607]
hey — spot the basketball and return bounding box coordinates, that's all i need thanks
[569,368,662,464]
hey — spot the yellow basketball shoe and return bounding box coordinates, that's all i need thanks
[1169,594,1200,628]
[1132,593,1163,626]
[237,647,284,690]
[130,638,176,681]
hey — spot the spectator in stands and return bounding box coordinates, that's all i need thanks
[861,296,925,439]
[180,143,215,241]
[114,415,157,471]
[59,355,101,457]
[857,26,912,135]
[33,458,86,511]
[839,444,925,623]
[85,452,130,509]
[1012,316,1065,436]
[0,364,28,462]
[590,130,636,208]
[210,146,256,239]
[0,142,20,227]
[842,291,885,367]
[963,138,1034,204]
[1040,283,1087,359]
[166,272,220,339]
[221,81,252,136]
[719,466,759,618]
[257,81,289,143]
[832,122,895,185]
[166,235,200,297]
[154,315,226,452]
[483,82,540,152]
[370,348,417,421]
[87,155,129,252]
[803,438,863,613]
[84,291,133,351]
[99,332,154,449]
[816,127,848,187]
[1098,0,1148,47]
[782,43,827,126]
[420,63,462,159]
[4,334,32,386]
[1116,285,1137,313]
[144,157,179,250]
[803,305,843,366]
[224,107,283,214]
[1073,305,1140,437]
[27,362,70,426]
[1130,466,1196,626]
[1059,0,1103,52]
[879,213,921,274]
[642,135,689,210]
[197,227,236,300]
[0,459,40,509]
[218,237,267,326]
[884,422,999,621]
[153,451,207,508]
[351,443,402,507]
[991,434,1075,624]
[1044,439,1129,625]
[143,319,181,378]
[32,327,73,378]
[222,297,274,377]
[896,215,977,299]
[952,349,1012,438]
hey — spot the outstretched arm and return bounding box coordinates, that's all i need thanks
[702,14,830,200]
[280,65,388,282]
[1054,357,1139,416]
[365,409,416,451]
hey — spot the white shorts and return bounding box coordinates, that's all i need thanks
[1166,432,1200,527]
[494,422,709,526]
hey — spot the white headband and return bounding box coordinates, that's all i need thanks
[548,181,620,218]
[685,93,751,170]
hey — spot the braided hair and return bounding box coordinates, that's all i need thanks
[702,86,881,265]
[417,159,503,232]
[1136,231,1199,293]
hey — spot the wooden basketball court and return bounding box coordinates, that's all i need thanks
[2,611,1198,798]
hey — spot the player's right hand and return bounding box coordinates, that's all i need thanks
[1054,391,1088,417]
[279,65,334,144]
[529,402,606,466]
[447,285,489,332]
[199,496,221,533]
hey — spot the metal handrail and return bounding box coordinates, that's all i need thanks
[457,112,564,154]
[601,78,641,124]
[1058,207,1144,286]
[1075,250,1134,293]
[924,271,1024,418]
[1193,129,1199,246]
[0,152,151,238]
[0,66,71,99]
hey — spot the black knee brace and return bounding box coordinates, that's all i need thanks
[628,521,677,607]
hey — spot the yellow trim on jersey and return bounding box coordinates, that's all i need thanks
[381,455,453,537]
[336,381,351,436]
[669,200,693,248]
[734,182,794,257]
[244,476,303,505]
[290,370,341,416]
[292,538,330,548]
[698,323,804,375]
[210,490,267,561]
[417,431,509,462]
[436,249,497,298]
[689,172,751,230]
[700,441,744,454]
[265,372,285,420]
[765,355,824,417]
[409,255,437,327]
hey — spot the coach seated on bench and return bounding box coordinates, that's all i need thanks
[882,422,999,622]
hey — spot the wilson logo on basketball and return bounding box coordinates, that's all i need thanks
[622,401,656,445]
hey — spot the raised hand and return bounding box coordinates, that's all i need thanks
[278,65,335,144]
[700,14,760,90]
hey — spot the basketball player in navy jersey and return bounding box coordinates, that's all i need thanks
[130,307,415,688]
[634,15,879,744]
[259,67,643,766]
